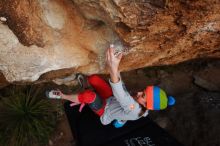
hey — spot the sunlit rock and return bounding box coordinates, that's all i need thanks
[0,0,219,86]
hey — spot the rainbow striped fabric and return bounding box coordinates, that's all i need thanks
[145,86,168,110]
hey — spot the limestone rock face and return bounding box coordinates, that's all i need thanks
[0,0,220,85]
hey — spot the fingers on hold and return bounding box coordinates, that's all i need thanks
[109,47,115,58]
[117,52,123,59]
[106,48,110,61]
[114,51,123,58]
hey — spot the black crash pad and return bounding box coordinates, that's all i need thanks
[64,102,183,146]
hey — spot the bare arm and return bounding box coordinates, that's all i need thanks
[106,47,123,83]
[56,90,80,103]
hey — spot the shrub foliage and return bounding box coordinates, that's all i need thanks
[0,86,56,146]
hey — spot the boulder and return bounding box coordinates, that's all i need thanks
[193,68,220,91]
[0,0,220,86]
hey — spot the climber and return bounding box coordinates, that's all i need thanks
[46,45,176,128]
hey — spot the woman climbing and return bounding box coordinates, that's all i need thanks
[46,45,175,128]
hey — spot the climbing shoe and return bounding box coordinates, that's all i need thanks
[45,90,62,99]
[76,73,91,90]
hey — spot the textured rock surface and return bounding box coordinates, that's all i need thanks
[0,0,220,85]
[194,67,220,91]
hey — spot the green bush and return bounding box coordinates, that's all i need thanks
[0,86,57,146]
